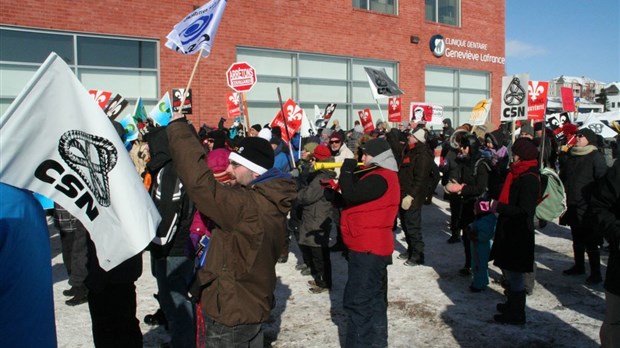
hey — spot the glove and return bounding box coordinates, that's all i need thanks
[446,182,464,194]
[488,199,499,214]
[290,168,300,178]
[341,158,358,173]
[401,195,414,210]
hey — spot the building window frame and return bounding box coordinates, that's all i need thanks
[237,47,398,130]
[0,26,160,114]
[425,0,461,27]
[353,0,398,15]
[425,65,490,126]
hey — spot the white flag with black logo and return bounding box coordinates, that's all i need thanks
[0,52,160,271]
[364,67,404,100]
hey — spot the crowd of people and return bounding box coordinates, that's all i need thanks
[4,110,619,348]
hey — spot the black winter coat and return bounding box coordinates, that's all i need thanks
[491,166,541,273]
[559,147,607,226]
[398,143,434,209]
[589,160,620,295]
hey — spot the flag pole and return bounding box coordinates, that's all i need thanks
[178,48,204,113]
[276,87,296,169]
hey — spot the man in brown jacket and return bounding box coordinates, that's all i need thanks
[166,116,296,347]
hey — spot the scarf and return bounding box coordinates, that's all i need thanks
[569,144,597,156]
[498,159,538,204]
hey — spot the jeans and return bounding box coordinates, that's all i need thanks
[153,256,195,348]
[399,207,424,261]
[505,270,525,292]
[344,251,390,348]
[204,316,263,348]
[88,283,142,347]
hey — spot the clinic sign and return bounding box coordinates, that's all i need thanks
[430,34,505,65]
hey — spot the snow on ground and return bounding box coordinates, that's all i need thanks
[51,191,606,347]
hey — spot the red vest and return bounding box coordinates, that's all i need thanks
[340,167,400,256]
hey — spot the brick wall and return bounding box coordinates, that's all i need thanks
[2,0,505,128]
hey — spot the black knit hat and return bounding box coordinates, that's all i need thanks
[251,124,262,132]
[361,138,391,157]
[511,138,538,161]
[228,137,274,175]
[576,128,597,145]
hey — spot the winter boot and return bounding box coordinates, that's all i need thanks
[494,291,526,325]
[585,249,602,284]
[563,245,585,275]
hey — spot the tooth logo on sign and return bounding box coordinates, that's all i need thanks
[58,130,118,207]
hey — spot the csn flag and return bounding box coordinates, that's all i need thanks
[0,52,160,271]
[165,0,227,57]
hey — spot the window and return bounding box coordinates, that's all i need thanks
[425,0,460,26]
[353,0,397,15]
[0,27,159,115]
[237,47,398,129]
[425,66,490,126]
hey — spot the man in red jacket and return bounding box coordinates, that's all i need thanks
[339,138,400,348]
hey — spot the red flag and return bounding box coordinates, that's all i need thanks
[388,97,401,122]
[561,87,576,112]
[270,98,303,142]
[226,92,241,119]
[358,109,375,133]
[527,81,548,121]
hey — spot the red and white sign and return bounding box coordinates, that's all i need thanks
[226,62,257,93]
[388,97,401,122]
[270,98,303,142]
[358,109,375,133]
[89,89,112,110]
[226,92,241,119]
[527,81,548,122]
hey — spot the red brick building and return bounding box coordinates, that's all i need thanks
[1,0,505,130]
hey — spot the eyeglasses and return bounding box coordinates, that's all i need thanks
[228,160,241,168]
[329,140,341,144]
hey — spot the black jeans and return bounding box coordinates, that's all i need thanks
[88,282,142,348]
[309,245,332,288]
[399,207,424,261]
[343,251,390,348]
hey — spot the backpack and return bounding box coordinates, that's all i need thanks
[535,167,567,221]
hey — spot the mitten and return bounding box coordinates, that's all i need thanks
[401,195,414,210]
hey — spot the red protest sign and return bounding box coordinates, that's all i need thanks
[226,62,257,93]
[388,97,401,122]
[89,90,112,110]
[561,87,576,112]
[527,81,548,122]
[358,109,375,133]
[270,98,303,142]
[226,92,241,119]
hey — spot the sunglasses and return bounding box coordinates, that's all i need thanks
[575,134,585,138]
[329,140,341,144]
[207,139,214,143]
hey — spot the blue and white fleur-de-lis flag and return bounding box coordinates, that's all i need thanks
[165,0,227,57]
[0,52,160,271]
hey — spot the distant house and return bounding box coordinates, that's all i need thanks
[604,82,620,111]
[549,75,607,101]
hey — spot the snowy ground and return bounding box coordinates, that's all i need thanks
[50,190,607,347]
